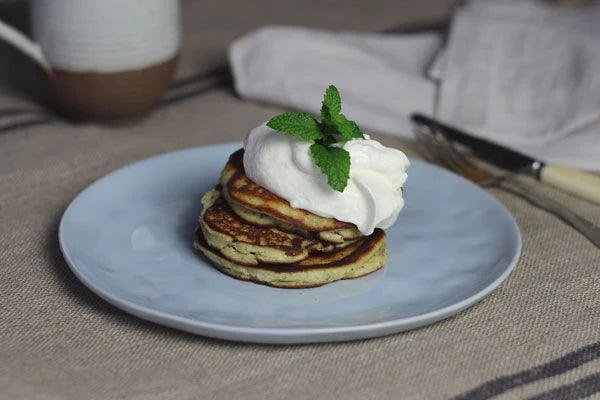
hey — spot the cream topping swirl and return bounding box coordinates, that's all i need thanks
[243,123,409,234]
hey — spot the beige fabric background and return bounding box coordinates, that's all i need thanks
[1,1,600,399]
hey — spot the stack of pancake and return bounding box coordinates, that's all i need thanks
[194,149,387,288]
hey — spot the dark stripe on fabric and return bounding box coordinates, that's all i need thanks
[454,342,600,400]
[0,108,45,117]
[158,79,232,107]
[169,66,231,89]
[0,116,56,134]
[381,19,449,34]
[527,372,600,400]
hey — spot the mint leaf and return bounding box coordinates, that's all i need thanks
[344,119,364,139]
[321,85,342,123]
[310,143,350,192]
[331,114,364,140]
[267,112,324,140]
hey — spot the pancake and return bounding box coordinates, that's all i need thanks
[194,228,387,288]
[220,149,364,242]
[195,149,390,288]
[199,188,359,266]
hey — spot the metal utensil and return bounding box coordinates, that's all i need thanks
[413,124,600,249]
[411,113,600,206]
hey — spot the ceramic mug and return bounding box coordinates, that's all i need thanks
[0,0,181,121]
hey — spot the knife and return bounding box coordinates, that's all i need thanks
[410,113,600,206]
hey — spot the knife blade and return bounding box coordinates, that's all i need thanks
[410,113,600,205]
[410,113,543,177]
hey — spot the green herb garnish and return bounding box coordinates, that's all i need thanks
[266,85,364,191]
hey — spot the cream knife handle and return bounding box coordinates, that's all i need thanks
[540,164,600,205]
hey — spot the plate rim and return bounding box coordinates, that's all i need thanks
[59,142,522,344]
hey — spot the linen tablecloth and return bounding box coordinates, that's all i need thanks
[2,1,600,399]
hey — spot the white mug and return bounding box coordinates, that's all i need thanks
[0,0,181,120]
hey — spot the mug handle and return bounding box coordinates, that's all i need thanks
[0,19,50,71]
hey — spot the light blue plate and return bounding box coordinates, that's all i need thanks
[59,143,521,344]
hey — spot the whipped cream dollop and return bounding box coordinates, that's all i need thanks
[243,123,410,235]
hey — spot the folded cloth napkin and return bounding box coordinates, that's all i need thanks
[229,0,600,171]
[230,27,441,137]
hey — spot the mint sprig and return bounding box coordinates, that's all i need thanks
[266,85,364,192]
